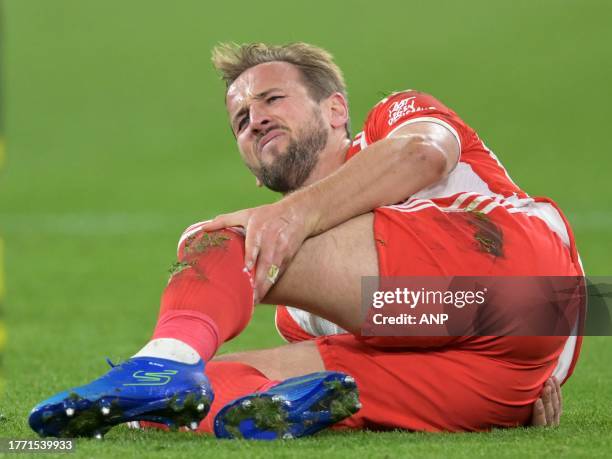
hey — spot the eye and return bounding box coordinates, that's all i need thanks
[267,95,284,104]
[237,116,249,132]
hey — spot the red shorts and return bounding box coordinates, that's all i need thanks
[276,194,583,431]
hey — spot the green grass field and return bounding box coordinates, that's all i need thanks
[1,0,611,457]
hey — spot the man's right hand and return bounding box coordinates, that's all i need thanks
[531,376,562,427]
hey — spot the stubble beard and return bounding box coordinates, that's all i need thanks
[255,110,328,193]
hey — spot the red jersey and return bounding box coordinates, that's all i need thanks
[279,90,583,385]
[348,90,526,200]
[345,90,573,248]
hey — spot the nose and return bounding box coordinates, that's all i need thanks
[248,103,271,134]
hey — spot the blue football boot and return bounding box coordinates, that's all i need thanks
[29,357,213,438]
[214,371,360,440]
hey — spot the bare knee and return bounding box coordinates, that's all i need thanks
[263,213,378,332]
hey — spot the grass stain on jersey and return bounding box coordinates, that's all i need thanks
[183,231,230,255]
[168,261,191,276]
[467,211,504,257]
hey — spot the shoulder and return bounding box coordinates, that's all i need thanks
[362,89,461,145]
[366,90,452,127]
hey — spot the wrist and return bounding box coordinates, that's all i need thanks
[287,187,323,236]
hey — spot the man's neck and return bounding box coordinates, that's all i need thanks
[300,135,351,189]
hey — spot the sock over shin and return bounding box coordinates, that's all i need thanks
[136,228,254,362]
[135,361,278,433]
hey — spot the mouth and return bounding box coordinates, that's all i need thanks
[257,129,286,152]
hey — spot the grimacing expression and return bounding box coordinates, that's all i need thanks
[226,62,330,193]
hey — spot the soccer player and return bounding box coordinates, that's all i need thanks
[30,43,575,439]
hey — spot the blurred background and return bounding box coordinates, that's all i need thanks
[0,0,610,444]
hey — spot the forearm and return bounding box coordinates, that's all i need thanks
[290,135,448,236]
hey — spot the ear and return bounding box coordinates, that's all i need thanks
[325,92,349,131]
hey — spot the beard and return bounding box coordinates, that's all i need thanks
[254,111,328,193]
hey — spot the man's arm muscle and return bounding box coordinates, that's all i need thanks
[293,121,460,236]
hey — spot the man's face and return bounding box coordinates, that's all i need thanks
[226,61,329,193]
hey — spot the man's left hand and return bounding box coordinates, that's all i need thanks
[531,376,563,427]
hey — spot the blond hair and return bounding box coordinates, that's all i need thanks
[212,42,350,136]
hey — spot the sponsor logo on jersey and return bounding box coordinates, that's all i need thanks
[388,97,436,126]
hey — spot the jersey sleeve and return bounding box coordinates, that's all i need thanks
[362,90,464,151]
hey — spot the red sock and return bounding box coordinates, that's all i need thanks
[151,228,253,361]
[199,361,279,434]
[136,361,278,434]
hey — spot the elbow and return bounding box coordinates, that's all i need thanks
[395,135,449,182]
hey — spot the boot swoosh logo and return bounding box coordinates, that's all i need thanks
[123,370,178,386]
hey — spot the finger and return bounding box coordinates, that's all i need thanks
[253,239,283,303]
[546,378,558,426]
[256,262,281,304]
[244,226,263,273]
[254,256,280,303]
[200,211,248,232]
[552,381,560,426]
[531,399,546,427]
[543,383,555,426]
[544,377,561,426]
[554,376,563,418]
[551,377,562,425]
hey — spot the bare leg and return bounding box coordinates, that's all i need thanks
[262,213,378,333]
[214,341,324,380]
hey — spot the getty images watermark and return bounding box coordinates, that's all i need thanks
[361,276,612,336]
[371,286,488,325]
